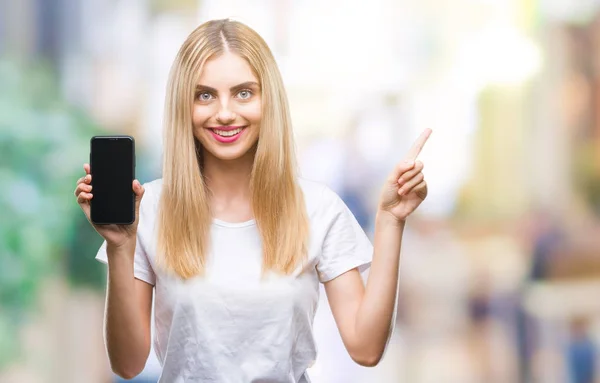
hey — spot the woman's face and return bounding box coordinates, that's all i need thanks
[192,51,262,162]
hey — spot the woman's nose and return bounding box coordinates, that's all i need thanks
[216,102,236,124]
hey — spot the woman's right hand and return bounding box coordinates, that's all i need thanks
[74,163,145,249]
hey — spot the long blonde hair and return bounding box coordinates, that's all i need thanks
[156,19,309,279]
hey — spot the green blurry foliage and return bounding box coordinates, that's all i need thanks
[0,58,105,367]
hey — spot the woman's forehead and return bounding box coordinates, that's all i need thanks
[198,52,258,86]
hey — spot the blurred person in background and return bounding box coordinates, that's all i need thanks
[516,209,565,382]
[567,317,596,383]
[73,19,432,382]
[466,271,494,382]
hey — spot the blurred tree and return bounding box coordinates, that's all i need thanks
[0,58,105,368]
[150,0,199,14]
[574,140,600,216]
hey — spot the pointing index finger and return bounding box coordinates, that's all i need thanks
[406,129,432,161]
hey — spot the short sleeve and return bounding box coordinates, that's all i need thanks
[316,186,374,283]
[95,237,156,285]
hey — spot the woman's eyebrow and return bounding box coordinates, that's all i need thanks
[195,81,260,93]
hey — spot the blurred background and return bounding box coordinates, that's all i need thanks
[1,0,600,382]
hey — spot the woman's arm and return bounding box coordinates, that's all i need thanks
[74,166,152,377]
[324,213,403,367]
[325,128,431,366]
[104,242,154,379]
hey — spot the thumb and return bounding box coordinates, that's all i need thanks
[133,180,145,214]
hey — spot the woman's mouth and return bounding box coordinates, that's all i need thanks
[208,126,247,143]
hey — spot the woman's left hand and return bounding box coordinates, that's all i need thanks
[378,129,432,223]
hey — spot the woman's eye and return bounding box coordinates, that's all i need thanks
[237,90,252,99]
[198,92,213,101]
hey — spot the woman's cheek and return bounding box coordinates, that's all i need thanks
[246,100,262,122]
[192,106,211,127]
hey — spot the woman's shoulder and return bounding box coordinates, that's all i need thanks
[297,177,344,216]
[298,177,331,199]
[139,178,163,209]
[143,177,163,189]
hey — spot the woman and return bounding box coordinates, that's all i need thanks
[74,19,431,383]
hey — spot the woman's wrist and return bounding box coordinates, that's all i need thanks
[375,209,406,230]
[106,239,136,259]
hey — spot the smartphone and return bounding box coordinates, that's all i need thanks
[90,135,136,225]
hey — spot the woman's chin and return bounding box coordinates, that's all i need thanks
[204,146,254,162]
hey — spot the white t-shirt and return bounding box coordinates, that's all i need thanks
[96,177,373,383]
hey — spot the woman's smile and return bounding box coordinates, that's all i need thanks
[207,125,248,143]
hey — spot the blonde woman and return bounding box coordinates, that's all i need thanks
[74,19,431,383]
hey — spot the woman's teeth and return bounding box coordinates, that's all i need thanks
[213,128,243,137]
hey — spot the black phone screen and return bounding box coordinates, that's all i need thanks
[90,136,135,225]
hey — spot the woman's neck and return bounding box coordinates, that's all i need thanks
[202,151,253,202]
